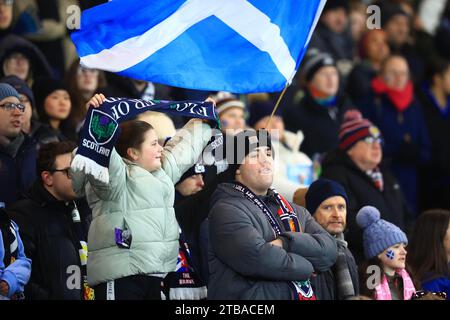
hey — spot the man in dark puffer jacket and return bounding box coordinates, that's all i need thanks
[208,130,337,300]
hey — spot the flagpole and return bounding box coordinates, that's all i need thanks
[265,82,289,129]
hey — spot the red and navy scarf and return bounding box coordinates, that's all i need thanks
[163,231,207,300]
[366,167,384,192]
[233,183,316,300]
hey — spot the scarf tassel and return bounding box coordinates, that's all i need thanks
[168,286,207,300]
[71,154,110,184]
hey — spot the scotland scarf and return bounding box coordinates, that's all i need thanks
[71,98,220,183]
[163,231,207,300]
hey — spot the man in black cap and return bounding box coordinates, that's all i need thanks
[207,130,337,300]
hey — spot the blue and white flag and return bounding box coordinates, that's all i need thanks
[72,0,326,93]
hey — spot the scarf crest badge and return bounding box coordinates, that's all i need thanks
[72,97,220,184]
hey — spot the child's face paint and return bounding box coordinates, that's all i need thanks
[378,243,407,271]
[386,249,395,260]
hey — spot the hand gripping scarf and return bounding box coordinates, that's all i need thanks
[71,98,220,183]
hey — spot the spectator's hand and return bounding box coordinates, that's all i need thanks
[204,97,216,107]
[270,238,283,248]
[200,97,217,124]
[0,281,9,297]
[86,93,106,109]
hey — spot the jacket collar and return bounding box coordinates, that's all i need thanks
[27,181,74,213]
[323,149,387,184]
[0,132,25,158]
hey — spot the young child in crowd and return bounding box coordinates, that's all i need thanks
[357,206,416,300]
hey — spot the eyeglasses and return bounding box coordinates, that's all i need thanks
[50,168,72,179]
[0,102,25,113]
[411,290,447,300]
[363,136,383,145]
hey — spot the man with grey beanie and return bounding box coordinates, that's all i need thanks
[0,83,36,207]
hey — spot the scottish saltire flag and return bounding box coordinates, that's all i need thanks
[72,0,326,93]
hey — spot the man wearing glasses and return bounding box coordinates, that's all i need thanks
[320,110,410,264]
[8,141,92,300]
[0,83,36,208]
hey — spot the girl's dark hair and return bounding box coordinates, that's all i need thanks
[424,58,450,83]
[407,209,450,285]
[116,120,154,160]
[37,140,76,180]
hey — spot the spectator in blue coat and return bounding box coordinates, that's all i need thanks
[0,207,31,300]
[356,55,431,216]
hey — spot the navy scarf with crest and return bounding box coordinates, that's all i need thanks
[72,97,219,183]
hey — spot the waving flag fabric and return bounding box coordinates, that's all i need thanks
[71,0,326,93]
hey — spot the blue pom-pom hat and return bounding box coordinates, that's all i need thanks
[356,206,408,259]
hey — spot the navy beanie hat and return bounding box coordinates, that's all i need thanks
[305,178,348,215]
[219,129,273,181]
[0,83,20,101]
[247,100,281,128]
[356,206,408,260]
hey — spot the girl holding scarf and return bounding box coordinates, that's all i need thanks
[71,94,216,300]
